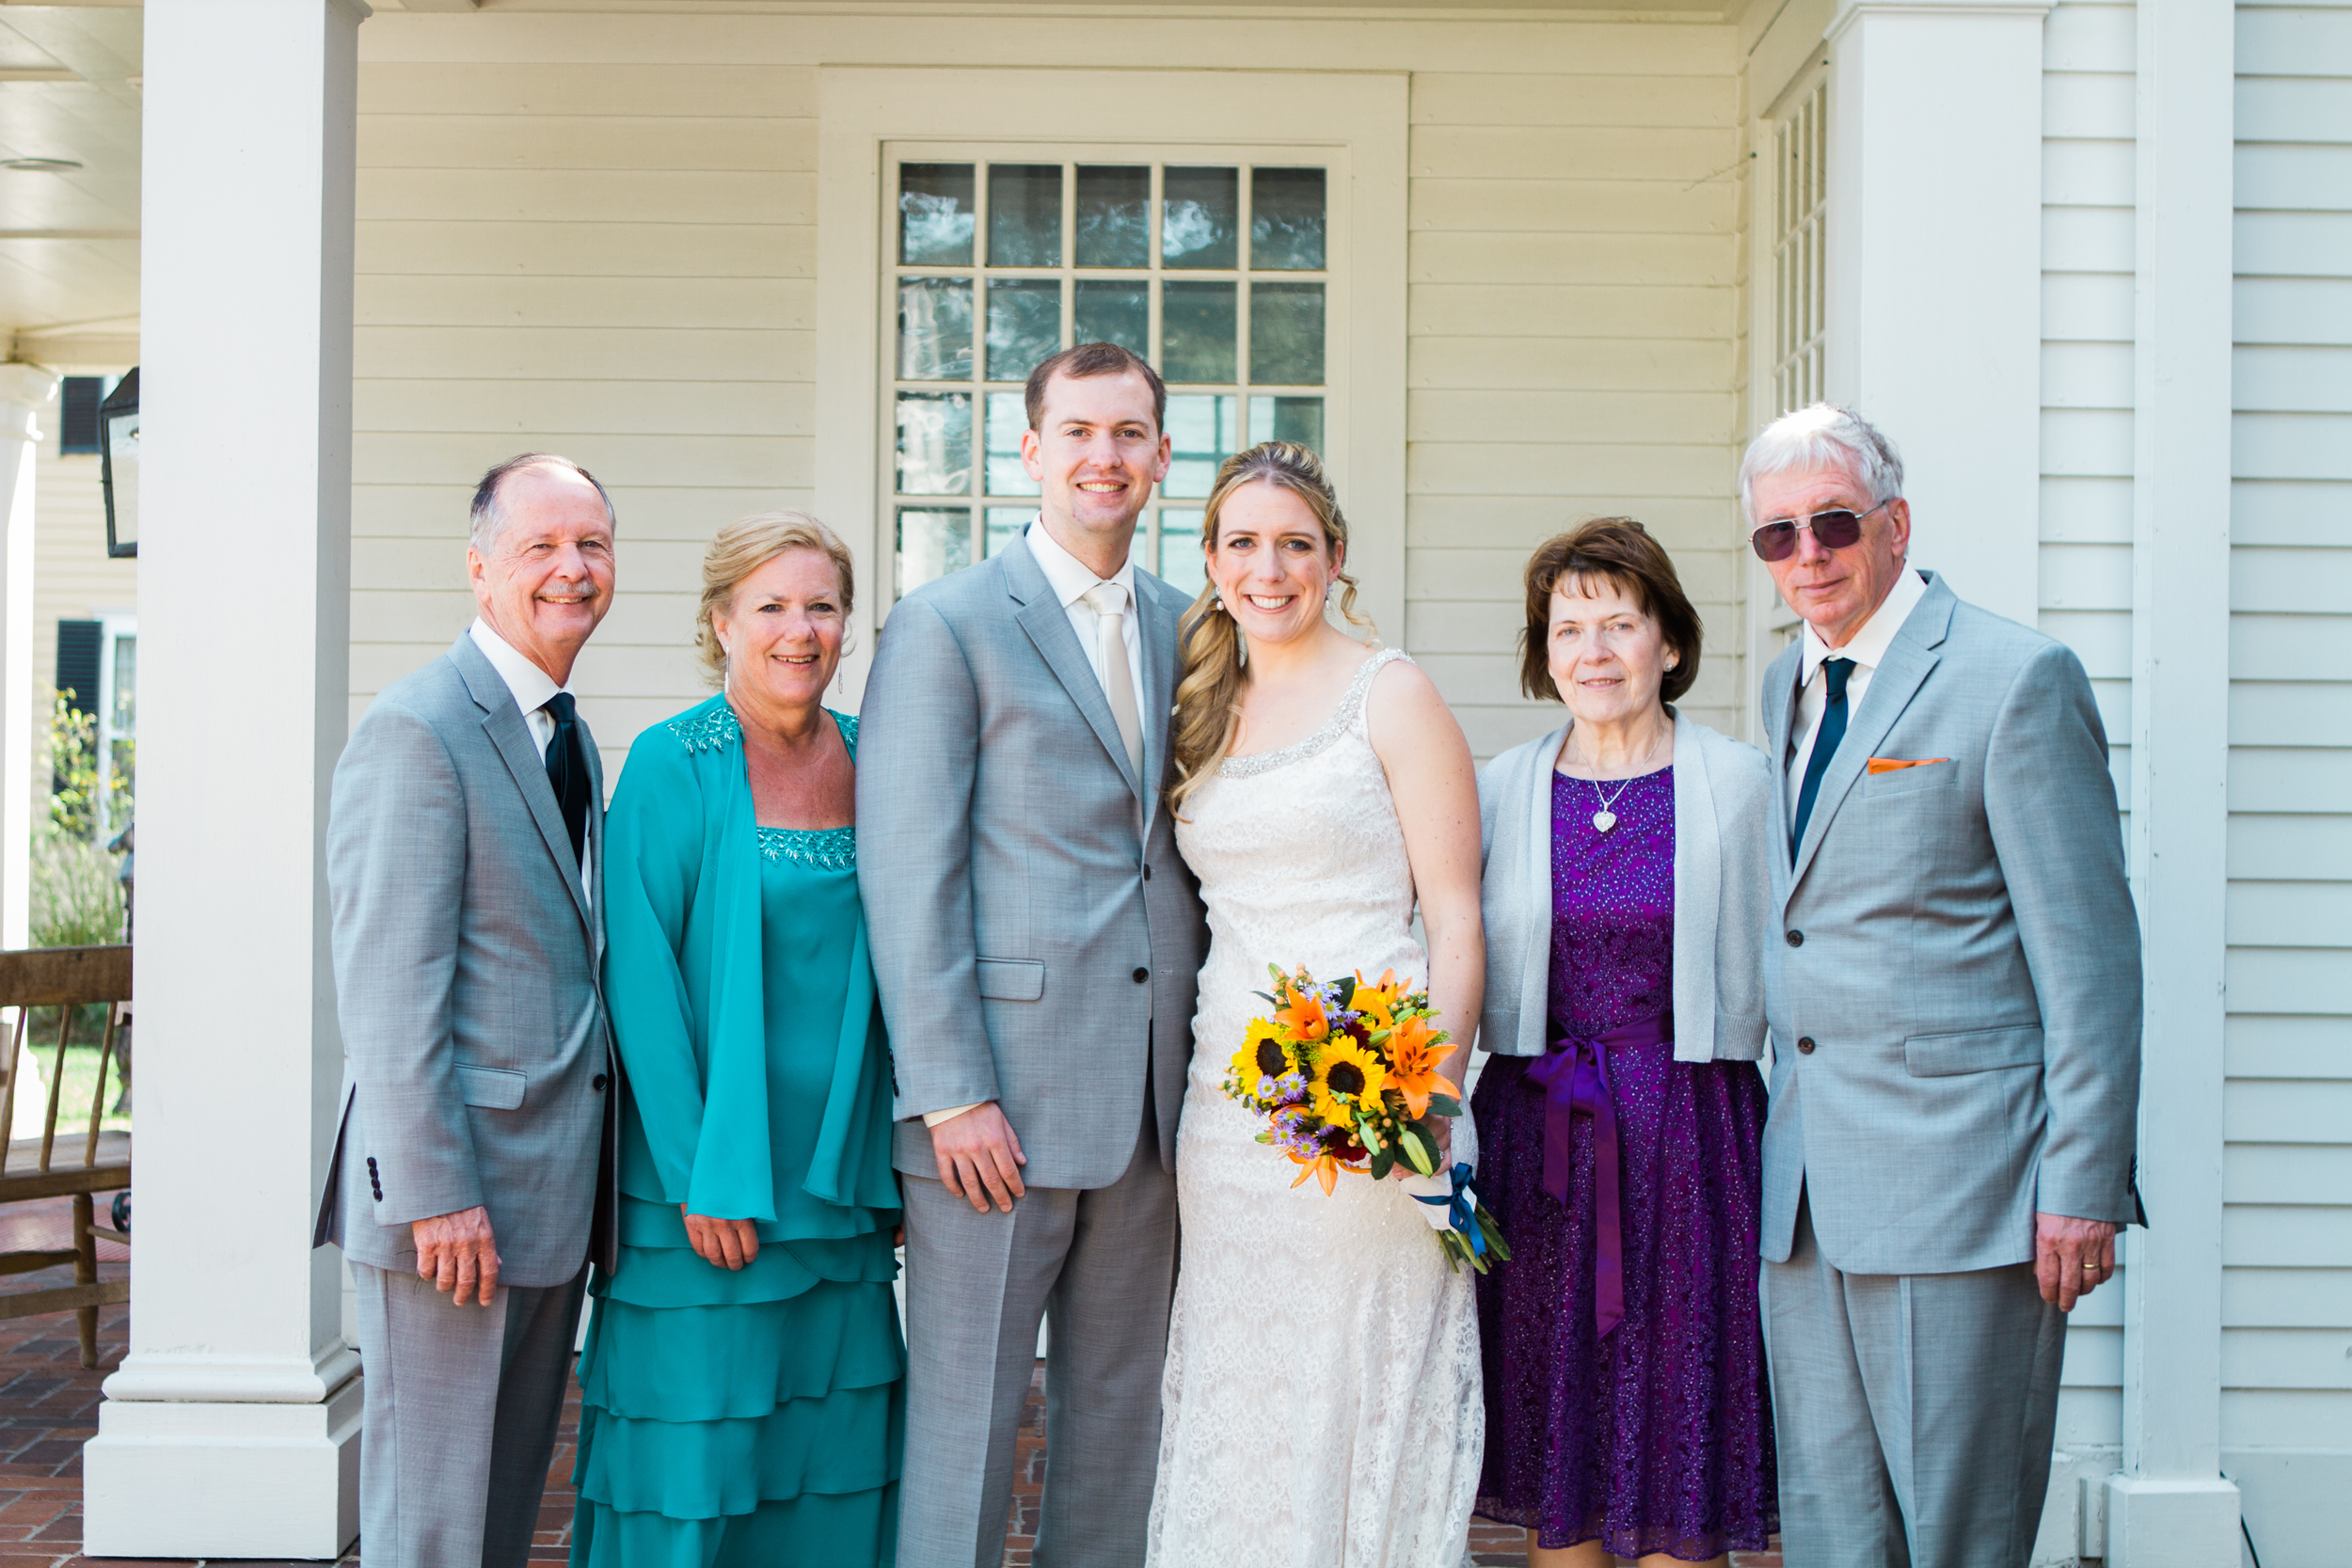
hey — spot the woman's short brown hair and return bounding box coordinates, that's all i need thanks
[1518,517,1703,706]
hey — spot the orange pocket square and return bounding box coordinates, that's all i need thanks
[1867,756,1952,774]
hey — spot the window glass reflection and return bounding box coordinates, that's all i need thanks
[896,392,972,495]
[1158,510,1207,596]
[985,391,1040,497]
[987,279,1062,383]
[900,164,975,265]
[989,164,1062,268]
[986,508,1032,560]
[898,507,972,597]
[1249,282,1325,386]
[898,277,973,381]
[1075,166,1150,268]
[1074,280,1148,357]
[1162,166,1238,269]
[1250,168,1327,271]
[1162,282,1235,384]
[1248,396,1325,454]
[1163,394,1237,498]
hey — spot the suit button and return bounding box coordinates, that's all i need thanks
[1797,1037,1817,1054]
[1786,930,1804,947]
[592,1074,609,1091]
[1132,967,1150,984]
[1143,863,1152,880]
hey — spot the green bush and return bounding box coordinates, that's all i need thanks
[31,829,123,948]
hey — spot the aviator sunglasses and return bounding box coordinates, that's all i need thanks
[1748,497,1895,562]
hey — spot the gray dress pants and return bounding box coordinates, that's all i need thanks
[352,1259,589,1568]
[896,1115,1179,1568]
[1762,1196,2068,1568]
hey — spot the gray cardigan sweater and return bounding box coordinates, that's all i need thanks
[1477,710,1773,1064]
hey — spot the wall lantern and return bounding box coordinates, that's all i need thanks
[98,367,136,559]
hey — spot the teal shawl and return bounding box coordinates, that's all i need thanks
[601,694,898,1235]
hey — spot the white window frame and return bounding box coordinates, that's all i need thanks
[816,67,1406,705]
[92,610,135,835]
[1744,61,1832,741]
[878,144,1340,606]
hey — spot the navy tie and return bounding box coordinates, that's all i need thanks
[1791,657,1853,862]
[542,692,590,870]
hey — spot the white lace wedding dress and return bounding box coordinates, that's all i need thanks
[1146,648,1484,1568]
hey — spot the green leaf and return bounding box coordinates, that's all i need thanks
[1251,990,1276,1006]
[1425,1094,1463,1119]
[1333,973,1356,1009]
[1368,1146,1395,1181]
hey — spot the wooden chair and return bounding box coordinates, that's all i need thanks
[0,944,132,1367]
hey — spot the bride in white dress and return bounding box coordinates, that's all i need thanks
[1146,443,1487,1567]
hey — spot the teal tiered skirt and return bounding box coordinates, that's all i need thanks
[569,1227,904,1568]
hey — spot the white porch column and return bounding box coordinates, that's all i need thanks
[2106,0,2241,1560]
[1824,0,2048,626]
[81,0,365,1558]
[0,367,56,951]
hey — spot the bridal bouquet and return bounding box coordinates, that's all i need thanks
[1223,963,1509,1273]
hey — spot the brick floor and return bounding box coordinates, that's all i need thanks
[0,1199,1777,1566]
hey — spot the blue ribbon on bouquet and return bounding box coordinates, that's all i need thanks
[1413,1162,1489,1259]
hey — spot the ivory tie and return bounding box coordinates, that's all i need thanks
[1081,581,1145,782]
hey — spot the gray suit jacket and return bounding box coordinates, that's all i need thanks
[312,633,615,1288]
[1479,710,1773,1064]
[856,536,1209,1191]
[1759,571,2141,1275]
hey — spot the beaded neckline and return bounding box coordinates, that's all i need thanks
[1219,648,1411,779]
[756,823,856,873]
[666,702,859,759]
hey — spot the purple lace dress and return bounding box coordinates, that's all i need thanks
[1470,767,1777,1560]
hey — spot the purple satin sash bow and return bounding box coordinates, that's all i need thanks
[1524,1009,1674,1338]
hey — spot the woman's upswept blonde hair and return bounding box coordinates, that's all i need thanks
[1168,442,1371,812]
[694,510,856,687]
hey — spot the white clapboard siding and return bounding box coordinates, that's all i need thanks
[1407,59,1745,759]
[352,12,1753,774]
[2226,0,2352,1492]
[2040,0,2138,1451]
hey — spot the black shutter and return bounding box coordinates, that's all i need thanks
[58,377,101,455]
[56,620,101,721]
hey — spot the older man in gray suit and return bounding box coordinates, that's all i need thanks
[859,342,1209,1568]
[1748,405,2141,1568]
[313,453,619,1568]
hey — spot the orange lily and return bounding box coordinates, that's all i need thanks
[1277,989,1329,1042]
[1385,1014,1459,1119]
[1286,1148,1364,1195]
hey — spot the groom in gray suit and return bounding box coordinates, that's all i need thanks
[314,453,619,1568]
[1749,405,2142,1568]
[859,342,1208,1568]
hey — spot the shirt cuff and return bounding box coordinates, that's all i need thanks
[922,1101,984,1130]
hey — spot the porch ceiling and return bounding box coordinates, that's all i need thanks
[0,8,139,368]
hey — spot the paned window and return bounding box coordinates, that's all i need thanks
[883,154,1332,602]
[1772,82,1828,417]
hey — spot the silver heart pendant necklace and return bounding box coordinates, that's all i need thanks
[1588,773,1634,834]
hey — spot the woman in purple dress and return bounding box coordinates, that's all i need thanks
[1470,517,1779,1566]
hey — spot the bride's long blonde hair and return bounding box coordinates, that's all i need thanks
[1168,442,1373,813]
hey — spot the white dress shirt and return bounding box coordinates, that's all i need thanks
[469,618,593,900]
[924,520,1150,1133]
[1786,566,1930,818]
[1024,516,1151,726]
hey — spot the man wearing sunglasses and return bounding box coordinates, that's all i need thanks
[1744,404,2142,1568]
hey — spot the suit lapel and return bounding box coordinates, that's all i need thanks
[1004,537,1143,802]
[1136,572,1182,829]
[1763,647,1801,909]
[1788,578,1954,894]
[449,635,593,933]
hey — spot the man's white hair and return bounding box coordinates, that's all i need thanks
[1738,404,1904,520]
[468,451,616,556]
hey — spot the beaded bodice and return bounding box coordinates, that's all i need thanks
[665,700,860,872]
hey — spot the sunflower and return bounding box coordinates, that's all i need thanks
[1229,1018,1295,1100]
[1384,1014,1459,1119]
[1308,1037,1391,1131]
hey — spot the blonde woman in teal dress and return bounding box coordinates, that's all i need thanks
[572,513,902,1567]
